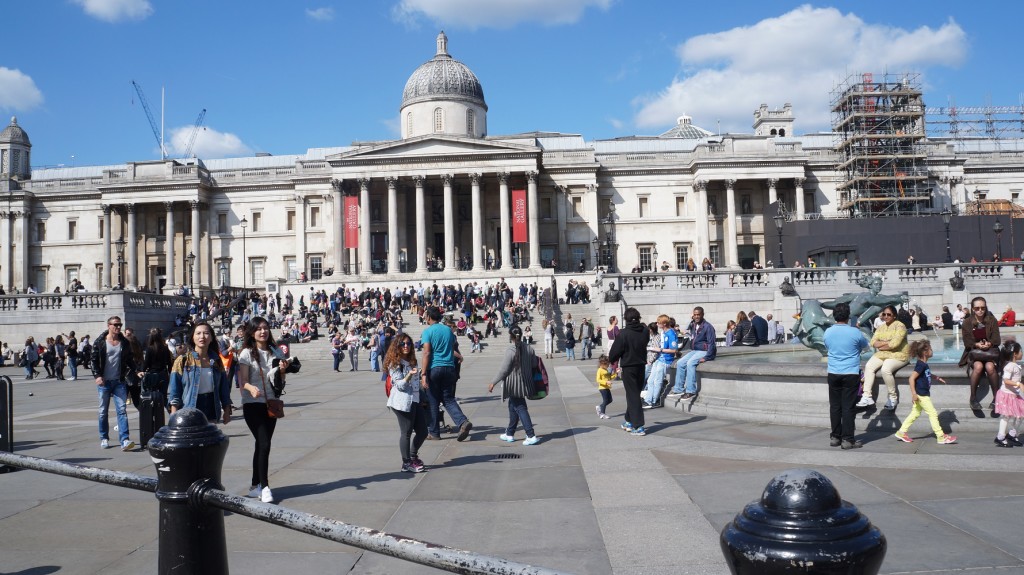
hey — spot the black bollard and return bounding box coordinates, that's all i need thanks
[0,376,13,473]
[720,468,886,575]
[149,407,230,575]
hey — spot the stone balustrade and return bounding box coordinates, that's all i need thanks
[0,291,188,343]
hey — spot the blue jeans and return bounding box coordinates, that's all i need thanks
[566,347,576,360]
[582,337,592,359]
[426,366,468,437]
[672,350,708,394]
[645,360,670,404]
[68,355,78,379]
[369,348,380,372]
[332,352,342,371]
[506,396,535,437]
[98,379,130,444]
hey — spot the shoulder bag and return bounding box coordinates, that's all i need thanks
[259,359,285,418]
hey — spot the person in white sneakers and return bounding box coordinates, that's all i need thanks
[857,305,908,410]
[91,316,138,452]
[488,326,541,445]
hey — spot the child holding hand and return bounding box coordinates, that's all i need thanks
[596,355,617,419]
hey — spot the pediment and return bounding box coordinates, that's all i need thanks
[327,134,539,164]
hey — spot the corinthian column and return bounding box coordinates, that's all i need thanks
[442,174,455,271]
[725,179,738,268]
[387,176,399,273]
[767,178,778,207]
[693,180,710,261]
[795,177,806,219]
[359,178,370,274]
[415,176,426,273]
[499,172,511,271]
[126,203,137,290]
[471,173,483,271]
[527,171,540,269]
[102,204,112,289]
[331,179,344,274]
[0,212,11,289]
[190,200,200,289]
[165,202,175,292]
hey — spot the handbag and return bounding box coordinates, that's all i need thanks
[968,348,1000,363]
[528,355,549,400]
[258,361,285,418]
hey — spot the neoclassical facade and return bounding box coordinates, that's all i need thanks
[2,33,1024,293]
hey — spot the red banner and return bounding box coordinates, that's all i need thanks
[344,195,359,248]
[512,189,527,243]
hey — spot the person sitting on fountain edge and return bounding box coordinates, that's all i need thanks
[668,306,717,401]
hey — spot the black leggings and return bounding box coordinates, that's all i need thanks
[243,403,278,487]
[394,403,427,462]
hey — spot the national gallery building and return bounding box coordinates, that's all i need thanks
[2,32,1024,293]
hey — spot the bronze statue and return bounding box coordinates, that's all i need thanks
[793,275,907,356]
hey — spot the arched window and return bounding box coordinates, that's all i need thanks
[779,128,786,136]
[434,108,444,133]
[406,112,412,136]
[770,129,777,136]
[467,109,475,135]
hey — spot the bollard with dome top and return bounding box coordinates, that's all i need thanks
[149,407,230,575]
[720,468,886,574]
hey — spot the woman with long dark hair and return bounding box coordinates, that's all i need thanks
[237,316,289,503]
[608,307,651,436]
[959,296,1001,410]
[384,333,427,472]
[167,321,233,423]
[489,325,541,445]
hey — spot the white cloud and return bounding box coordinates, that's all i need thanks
[167,125,252,159]
[0,67,44,112]
[306,7,334,21]
[392,0,612,29]
[633,6,967,134]
[72,0,153,22]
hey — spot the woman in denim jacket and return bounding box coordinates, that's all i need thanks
[168,320,233,425]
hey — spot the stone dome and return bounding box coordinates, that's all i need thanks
[0,117,31,146]
[401,32,487,111]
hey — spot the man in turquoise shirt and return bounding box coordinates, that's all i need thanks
[823,302,869,449]
[420,307,471,440]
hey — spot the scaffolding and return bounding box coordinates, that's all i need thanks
[832,72,930,217]
[926,98,1024,141]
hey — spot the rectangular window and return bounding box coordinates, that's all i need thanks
[285,257,297,281]
[675,245,689,270]
[638,246,653,271]
[217,213,227,234]
[309,256,323,280]
[1012,190,1021,202]
[252,212,262,232]
[570,245,586,270]
[99,216,105,239]
[572,196,583,218]
[639,197,649,218]
[541,197,553,219]
[710,244,722,268]
[675,197,686,217]
[741,194,752,214]
[286,210,295,231]
[250,259,265,286]
[36,221,46,242]
[309,206,321,228]
[34,266,46,292]
[65,266,79,289]
[371,200,382,223]
[68,220,77,241]
[156,216,165,237]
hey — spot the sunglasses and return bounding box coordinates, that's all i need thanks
[108,323,123,328]
[880,313,893,317]
[401,342,413,347]
[973,307,987,311]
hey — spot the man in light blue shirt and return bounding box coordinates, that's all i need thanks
[823,302,869,449]
[420,307,471,441]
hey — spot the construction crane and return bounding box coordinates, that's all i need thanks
[181,108,207,159]
[130,80,167,160]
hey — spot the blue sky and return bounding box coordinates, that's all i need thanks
[2,0,1021,168]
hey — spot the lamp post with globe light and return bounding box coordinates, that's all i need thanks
[240,216,248,290]
[993,219,1004,260]
[773,213,784,268]
[941,209,952,263]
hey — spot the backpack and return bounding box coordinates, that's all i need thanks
[528,356,549,400]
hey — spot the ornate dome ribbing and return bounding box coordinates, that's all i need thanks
[659,115,713,139]
[401,32,487,110]
[0,117,31,146]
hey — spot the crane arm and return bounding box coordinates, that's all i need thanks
[130,80,167,159]
[181,109,207,159]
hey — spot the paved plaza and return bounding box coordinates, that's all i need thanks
[3,331,1024,575]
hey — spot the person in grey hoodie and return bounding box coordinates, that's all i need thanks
[608,307,651,435]
[489,325,541,445]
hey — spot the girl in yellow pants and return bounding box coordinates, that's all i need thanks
[895,340,957,444]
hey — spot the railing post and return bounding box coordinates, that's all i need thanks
[0,375,13,473]
[149,408,230,575]
[720,468,886,574]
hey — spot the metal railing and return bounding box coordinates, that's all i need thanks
[0,409,571,575]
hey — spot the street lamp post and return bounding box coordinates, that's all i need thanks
[218,262,227,288]
[773,214,784,267]
[186,251,196,295]
[115,236,126,289]
[606,200,617,273]
[592,237,601,269]
[975,189,983,259]
[240,216,248,291]
[993,219,1004,260]
[651,246,659,272]
[941,209,953,263]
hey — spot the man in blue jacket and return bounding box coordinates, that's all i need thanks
[750,311,769,346]
[668,307,717,400]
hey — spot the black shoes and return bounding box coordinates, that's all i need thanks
[1010,436,1023,447]
[841,440,863,450]
[457,421,473,442]
[995,437,1013,448]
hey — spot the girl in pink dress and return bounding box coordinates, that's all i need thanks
[994,341,1024,448]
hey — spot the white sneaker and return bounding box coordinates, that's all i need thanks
[498,434,515,442]
[100,439,109,449]
[523,436,540,446]
[855,396,874,408]
[600,413,609,419]
[247,485,262,498]
[595,405,602,417]
[260,486,274,503]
